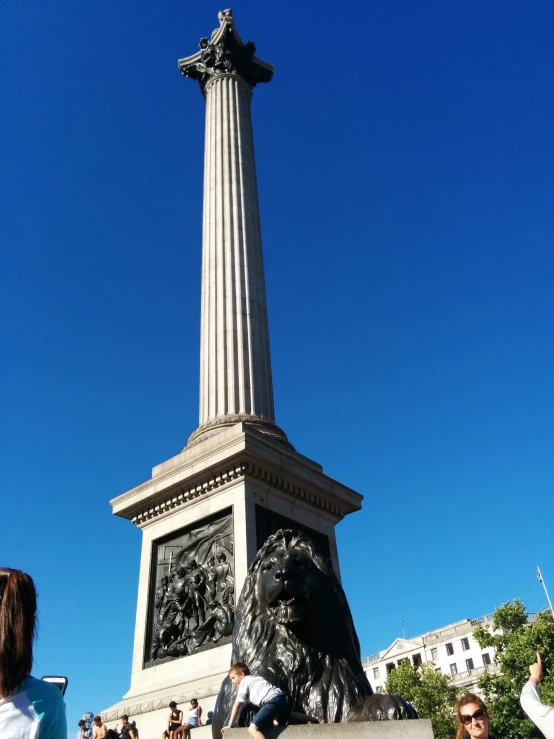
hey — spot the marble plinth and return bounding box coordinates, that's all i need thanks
[101,422,363,736]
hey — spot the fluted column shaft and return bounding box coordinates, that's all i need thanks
[199,73,274,427]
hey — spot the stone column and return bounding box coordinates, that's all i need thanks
[179,10,289,447]
[200,72,273,426]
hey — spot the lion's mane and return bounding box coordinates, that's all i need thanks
[212,529,372,735]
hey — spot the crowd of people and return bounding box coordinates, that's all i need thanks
[77,713,138,739]
[1,566,554,739]
[74,697,206,739]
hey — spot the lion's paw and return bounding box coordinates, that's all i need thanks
[346,694,418,722]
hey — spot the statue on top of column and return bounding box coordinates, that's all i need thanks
[178,9,274,92]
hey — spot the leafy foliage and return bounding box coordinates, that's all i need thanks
[473,599,554,739]
[385,660,460,739]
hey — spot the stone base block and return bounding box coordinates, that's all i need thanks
[225,721,434,739]
[103,717,433,739]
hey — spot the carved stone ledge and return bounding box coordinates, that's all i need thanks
[131,460,344,526]
[245,462,343,517]
[131,463,248,524]
[101,682,224,722]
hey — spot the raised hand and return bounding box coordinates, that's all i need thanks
[529,651,543,683]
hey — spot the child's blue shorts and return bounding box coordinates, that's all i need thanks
[252,694,289,730]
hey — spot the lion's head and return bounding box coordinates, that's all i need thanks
[253,531,331,626]
[212,529,372,735]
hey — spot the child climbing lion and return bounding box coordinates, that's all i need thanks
[221,663,323,739]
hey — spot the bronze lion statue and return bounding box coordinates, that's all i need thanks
[212,529,415,736]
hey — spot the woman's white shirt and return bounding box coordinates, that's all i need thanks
[0,676,67,739]
[521,681,554,739]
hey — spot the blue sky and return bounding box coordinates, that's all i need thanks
[2,0,553,733]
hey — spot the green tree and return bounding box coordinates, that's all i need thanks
[473,599,554,739]
[385,660,460,739]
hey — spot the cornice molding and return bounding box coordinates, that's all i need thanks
[132,462,247,525]
[131,459,344,526]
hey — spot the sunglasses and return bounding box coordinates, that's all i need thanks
[461,710,486,725]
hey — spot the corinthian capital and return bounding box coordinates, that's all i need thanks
[178,9,274,92]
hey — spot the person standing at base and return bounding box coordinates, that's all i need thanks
[174,699,202,738]
[118,715,137,739]
[0,567,67,739]
[163,701,183,739]
[521,652,554,739]
[78,719,93,739]
[93,715,108,738]
[93,715,122,739]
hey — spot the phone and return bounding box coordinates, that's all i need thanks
[40,675,69,696]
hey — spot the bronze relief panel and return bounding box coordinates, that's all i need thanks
[144,508,234,667]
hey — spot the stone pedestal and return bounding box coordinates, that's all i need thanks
[101,424,362,737]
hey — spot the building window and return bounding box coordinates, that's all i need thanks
[446,642,454,656]
[483,653,491,666]
[386,663,395,675]
[466,658,474,670]
[413,653,422,666]
[431,647,438,661]
[450,663,458,677]
[373,667,380,679]
[461,637,470,651]
[376,686,383,693]
[435,667,442,674]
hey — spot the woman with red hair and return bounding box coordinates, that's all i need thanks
[0,567,67,738]
[456,694,492,739]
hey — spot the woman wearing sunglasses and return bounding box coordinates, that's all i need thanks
[456,694,491,739]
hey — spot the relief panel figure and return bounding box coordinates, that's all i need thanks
[145,510,234,667]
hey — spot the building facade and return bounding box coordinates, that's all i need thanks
[362,613,498,694]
